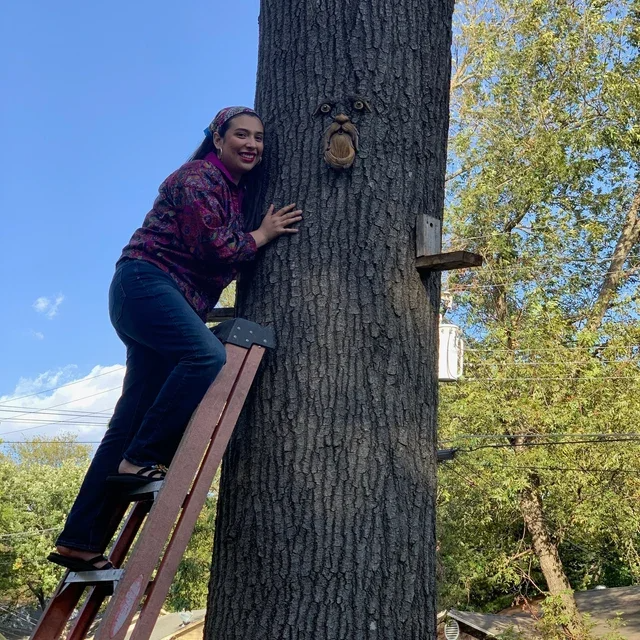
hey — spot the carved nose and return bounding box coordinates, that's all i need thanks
[334,114,350,125]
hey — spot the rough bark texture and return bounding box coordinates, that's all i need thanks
[205,1,453,639]
[519,479,585,639]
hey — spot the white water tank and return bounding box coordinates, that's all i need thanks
[439,323,464,382]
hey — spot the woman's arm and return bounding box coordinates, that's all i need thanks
[176,185,259,264]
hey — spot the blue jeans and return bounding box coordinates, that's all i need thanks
[57,259,226,552]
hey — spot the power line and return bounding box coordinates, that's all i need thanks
[0,367,125,407]
[446,226,630,246]
[1,390,119,423]
[460,436,640,452]
[460,375,640,382]
[439,461,639,475]
[0,388,120,436]
[0,528,59,539]
[449,275,639,290]
[465,344,640,354]
[0,604,37,629]
[444,258,640,274]
[438,432,640,442]
[0,405,113,417]
[466,359,639,367]
[1,418,109,426]
[476,463,640,474]
[0,390,119,430]
[0,440,101,444]
[440,263,640,289]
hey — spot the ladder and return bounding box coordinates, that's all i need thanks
[31,318,274,640]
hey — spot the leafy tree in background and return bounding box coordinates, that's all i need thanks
[438,0,640,636]
[0,437,91,609]
[165,480,219,612]
[0,434,215,614]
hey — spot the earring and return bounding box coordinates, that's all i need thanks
[215,146,222,158]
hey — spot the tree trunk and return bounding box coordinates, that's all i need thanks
[27,582,46,610]
[204,1,454,639]
[519,477,585,639]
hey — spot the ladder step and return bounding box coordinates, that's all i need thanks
[65,569,123,586]
[117,481,164,502]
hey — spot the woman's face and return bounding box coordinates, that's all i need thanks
[214,115,264,181]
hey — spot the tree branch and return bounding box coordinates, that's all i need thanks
[586,180,640,332]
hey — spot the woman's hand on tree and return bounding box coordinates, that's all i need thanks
[250,203,302,248]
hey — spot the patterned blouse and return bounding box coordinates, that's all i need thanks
[119,152,258,319]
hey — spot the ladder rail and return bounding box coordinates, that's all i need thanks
[129,345,265,640]
[31,582,86,640]
[66,501,151,640]
[94,345,250,640]
[30,319,274,640]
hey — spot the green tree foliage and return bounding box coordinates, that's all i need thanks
[0,437,91,609]
[218,282,236,310]
[0,435,217,613]
[438,0,640,635]
[165,477,219,612]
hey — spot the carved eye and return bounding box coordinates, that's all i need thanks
[314,102,336,117]
[353,100,365,111]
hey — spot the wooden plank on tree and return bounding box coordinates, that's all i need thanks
[416,251,483,272]
[416,214,442,257]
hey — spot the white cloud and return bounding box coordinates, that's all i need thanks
[29,330,45,341]
[33,294,65,319]
[33,298,49,313]
[0,365,125,443]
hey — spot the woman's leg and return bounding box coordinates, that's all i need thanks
[56,338,171,556]
[112,260,226,468]
[55,259,225,559]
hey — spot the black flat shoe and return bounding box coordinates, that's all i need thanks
[105,465,166,489]
[47,553,114,572]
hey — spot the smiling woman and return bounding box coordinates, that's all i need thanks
[48,106,303,572]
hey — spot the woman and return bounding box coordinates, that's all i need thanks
[48,106,302,571]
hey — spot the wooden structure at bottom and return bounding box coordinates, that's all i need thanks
[30,318,274,640]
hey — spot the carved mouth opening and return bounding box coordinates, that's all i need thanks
[323,121,359,169]
[330,131,354,159]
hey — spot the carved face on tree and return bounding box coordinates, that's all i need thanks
[314,97,371,170]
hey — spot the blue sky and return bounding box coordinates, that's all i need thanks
[0,0,260,440]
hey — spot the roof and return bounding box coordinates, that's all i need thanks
[125,610,206,640]
[574,586,640,638]
[448,585,640,639]
[448,609,538,638]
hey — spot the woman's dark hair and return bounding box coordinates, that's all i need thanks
[188,115,266,232]
[188,135,216,162]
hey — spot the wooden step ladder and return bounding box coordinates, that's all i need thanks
[31,318,274,640]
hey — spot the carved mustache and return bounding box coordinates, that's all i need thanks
[322,120,359,169]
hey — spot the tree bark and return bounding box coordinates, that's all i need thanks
[519,477,585,639]
[586,179,640,332]
[205,1,454,639]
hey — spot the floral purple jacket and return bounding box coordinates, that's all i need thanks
[119,152,258,319]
